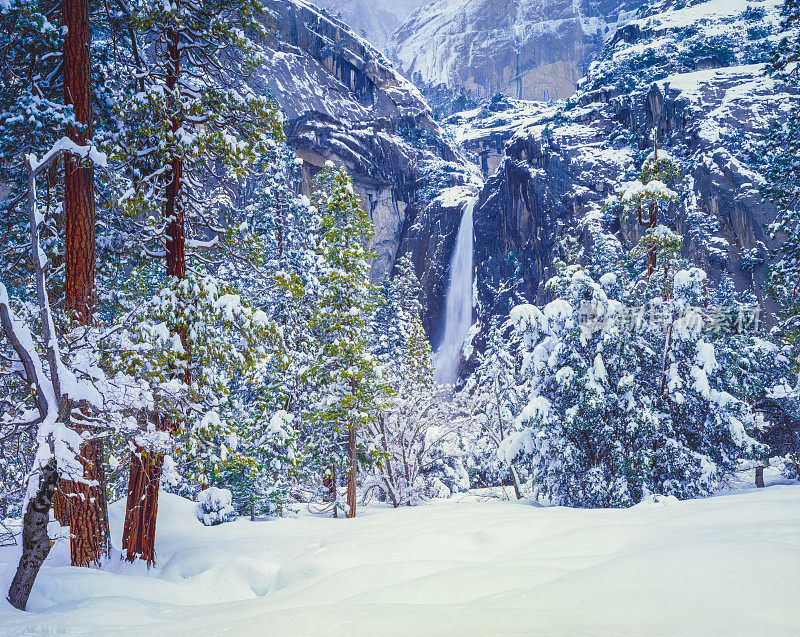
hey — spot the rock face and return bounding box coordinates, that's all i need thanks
[388,0,638,106]
[309,0,427,51]
[470,0,792,335]
[257,0,482,312]
[444,96,559,178]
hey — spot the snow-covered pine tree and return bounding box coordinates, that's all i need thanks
[763,0,800,344]
[0,0,70,269]
[207,148,317,518]
[618,142,681,280]
[0,0,119,568]
[305,163,387,518]
[506,263,766,508]
[91,0,285,563]
[54,0,109,568]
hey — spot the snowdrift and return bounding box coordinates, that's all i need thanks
[1,485,799,635]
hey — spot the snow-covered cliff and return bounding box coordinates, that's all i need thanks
[310,0,427,50]
[388,0,638,107]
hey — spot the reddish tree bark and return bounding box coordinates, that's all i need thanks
[121,440,164,566]
[122,10,186,565]
[58,0,105,568]
[64,0,95,323]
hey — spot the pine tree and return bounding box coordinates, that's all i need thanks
[305,163,387,518]
[97,0,284,564]
[53,0,107,569]
[618,142,681,279]
[506,264,767,508]
[763,0,800,344]
[0,0,68,253]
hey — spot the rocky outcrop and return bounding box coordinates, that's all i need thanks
[444,96,557,178]
[388,0,639,107]
[256,0,482,300]
[470,0,792,333]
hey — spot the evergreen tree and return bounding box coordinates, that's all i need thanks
[92,0,285,563]
[54,0,107,569]
[763,0,800,344]
[506,265,767,507]
[305,163,387,518]
[618,143,681,279]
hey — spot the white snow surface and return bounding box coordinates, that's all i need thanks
[2,481,800,635]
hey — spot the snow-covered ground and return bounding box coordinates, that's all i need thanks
[2,477,799,635]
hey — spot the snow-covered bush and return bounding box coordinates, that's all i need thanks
[196,487,236,526]
[459,317,526,497]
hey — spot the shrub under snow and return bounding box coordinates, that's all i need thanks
[196,487,236,526]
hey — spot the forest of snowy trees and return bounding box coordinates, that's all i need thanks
[0,0,799,618]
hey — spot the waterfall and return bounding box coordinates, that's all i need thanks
[434,198,475,387]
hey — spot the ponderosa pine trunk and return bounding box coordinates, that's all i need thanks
[57,0,105,568]
[7,459,59,610]
[121,443,164,566]
[121,11,185,565]
[346,426,357,518]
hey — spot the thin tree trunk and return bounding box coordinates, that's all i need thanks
[346,425,357,518]
[509,466,523,500]
[379,416,399,508]
[7,459,59,610]
[60,0,104,568]
[96,441,112,559]
[646,139,658,280]
[755,465,765,488]
[323,467,337,517]
[646,200,658,279]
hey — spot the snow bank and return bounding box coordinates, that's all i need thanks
[1,486,799,635]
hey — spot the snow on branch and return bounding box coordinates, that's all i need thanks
[26,136,108,177]
[0,283,57,422]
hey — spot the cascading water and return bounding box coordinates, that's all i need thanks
[434,198,475,387]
